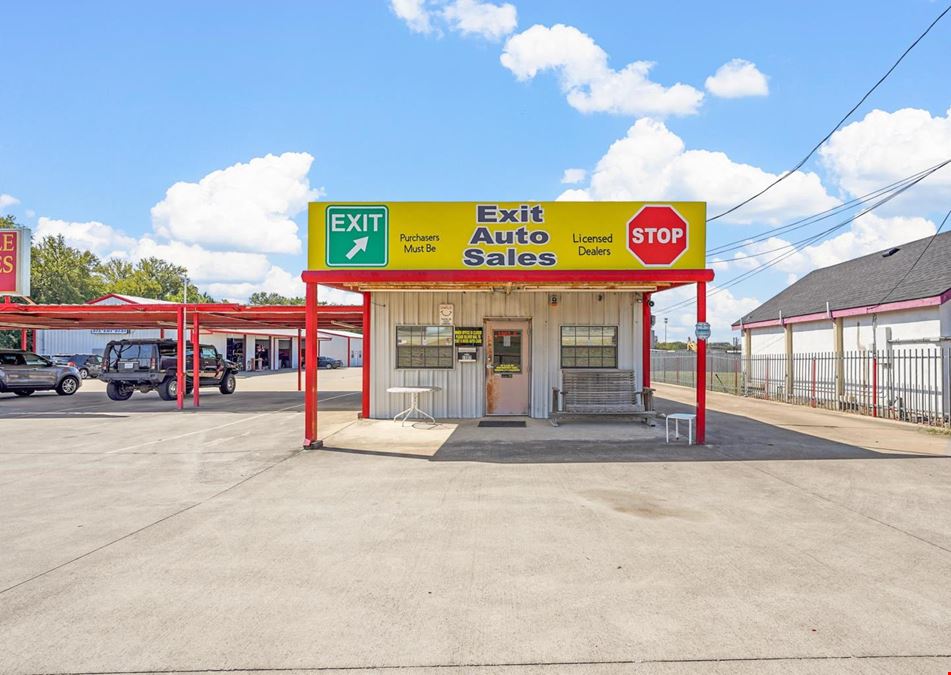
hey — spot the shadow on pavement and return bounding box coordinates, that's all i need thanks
[326,396,949,464]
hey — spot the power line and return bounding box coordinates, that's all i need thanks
[707,159,951,256]
[707,3,951,223]
[715,162,951,263]
[657,165,946,315]
[872,208,951,308]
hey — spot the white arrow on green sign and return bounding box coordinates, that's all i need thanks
[325,205,388,267]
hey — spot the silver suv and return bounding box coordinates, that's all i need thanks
[0,349,82,397]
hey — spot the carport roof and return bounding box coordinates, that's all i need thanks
[0,303,363,332]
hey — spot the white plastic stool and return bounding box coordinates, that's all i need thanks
[665,413,696,444]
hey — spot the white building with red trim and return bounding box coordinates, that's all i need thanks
[733,232,951,356]
[733,233,950,414]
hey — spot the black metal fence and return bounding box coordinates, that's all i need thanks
[651,348,951,428]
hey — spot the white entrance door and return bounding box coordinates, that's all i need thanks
[485,320,531,415]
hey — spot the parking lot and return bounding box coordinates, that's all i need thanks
[2,369,951,674]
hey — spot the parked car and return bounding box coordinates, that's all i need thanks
[317,356,343,369]
[0,349,82,397]
[99,339,238,401]
[51,354,103,379]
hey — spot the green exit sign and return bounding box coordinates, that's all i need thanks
[325,205,389,267]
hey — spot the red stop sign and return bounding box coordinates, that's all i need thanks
[626,205,689,266]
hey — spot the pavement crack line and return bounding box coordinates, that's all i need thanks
[0,450,300,596]
[21,652,951,674]
[747,463,951,557]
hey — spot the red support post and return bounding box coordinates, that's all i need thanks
[303,282,320,448]
[31,329,37,353]
[361,291,371,420]
[297,328,302,392]
[696,281,707,444]
[642,292,652,388]
[176,306,185,410]
[20,328,27,351]
[192,310,200,408]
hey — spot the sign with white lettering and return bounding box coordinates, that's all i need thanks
[308,202,705,271]
[0,228,31,296]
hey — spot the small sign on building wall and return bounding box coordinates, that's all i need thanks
[438,303,454,326]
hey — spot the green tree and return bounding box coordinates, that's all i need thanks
[30,235,105,304]
[248,291,305,305]
[97,257,215,303]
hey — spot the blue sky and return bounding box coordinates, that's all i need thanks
[1,1,949,338]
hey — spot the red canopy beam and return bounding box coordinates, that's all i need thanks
[176,306,185,410]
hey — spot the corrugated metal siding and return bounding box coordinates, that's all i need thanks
[369,291,643,419]
[38,329,165,356]
[37,330,230,357]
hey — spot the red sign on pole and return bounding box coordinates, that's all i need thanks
[0,229,18,293]
[626,205,689,267]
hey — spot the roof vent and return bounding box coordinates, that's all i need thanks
[882,247,900,257]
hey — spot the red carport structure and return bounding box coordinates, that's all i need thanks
[0,301,361,422]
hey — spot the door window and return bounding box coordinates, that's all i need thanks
[0,353,25,366]
[492,330,522,373]
[200,346,217,359]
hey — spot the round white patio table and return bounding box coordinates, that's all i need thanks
[387,386,442,426]
[665,413,696,445]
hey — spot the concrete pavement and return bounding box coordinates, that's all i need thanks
[2,370,950,674]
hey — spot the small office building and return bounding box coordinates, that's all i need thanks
[301,201,714,446]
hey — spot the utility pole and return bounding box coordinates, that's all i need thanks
[664,317,668,343]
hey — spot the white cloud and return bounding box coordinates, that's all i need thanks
[35,217,137,258]
[704,59,769,98]
[206,266,304,301]
[500,24,704,117]
[729,213,936,273]
[34,217,272,284]
[560,117,838,224]
[555,188,591,201]
[131,239,272,283]
[442,0,516,40]
[150,151,320,255]
[560,168,587,184]
[820,107,951,215]
[390,0,435,34]
[658,284,761,341]
[0,194,20,211]
[28,151,365,305]
[208,270,359,306]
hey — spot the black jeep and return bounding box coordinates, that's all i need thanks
[100,339,238,401]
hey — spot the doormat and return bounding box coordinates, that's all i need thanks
[478,421,527,428]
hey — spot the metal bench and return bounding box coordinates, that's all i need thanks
[550,369,656,426]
